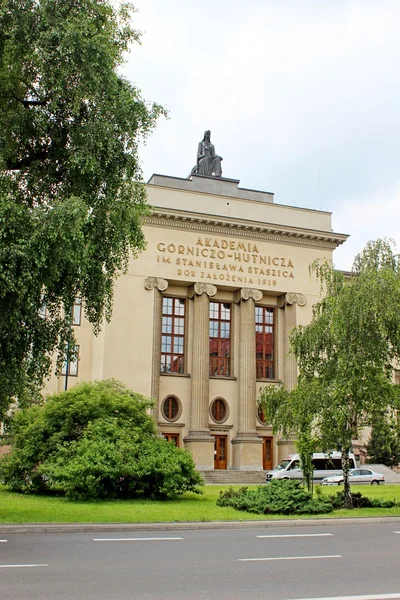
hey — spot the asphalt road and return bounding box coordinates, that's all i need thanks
[2,522,400,600]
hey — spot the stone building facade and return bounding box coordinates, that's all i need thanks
[47,173,348,471]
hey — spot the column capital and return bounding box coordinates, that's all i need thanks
[277,292,306,308]
[144,277,169,292]
[187,282,217,298]
[234,287,263,303]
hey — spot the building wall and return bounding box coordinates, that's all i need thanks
[47,174,348,470]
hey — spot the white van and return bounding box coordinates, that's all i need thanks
[265,452,357,483]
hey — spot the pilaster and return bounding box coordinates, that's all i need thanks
[277,293,306,390]
[232,288,263,469]
[144,277,169,420]
[184,282,217,469]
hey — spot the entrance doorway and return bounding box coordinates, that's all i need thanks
[262,437,273,471]
[214,435,227,469]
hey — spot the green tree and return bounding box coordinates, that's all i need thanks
[0,380,203,500]
[261,240,400,508]
[259,383,320,492]
[0,0,165,415]
[366,409,400,468]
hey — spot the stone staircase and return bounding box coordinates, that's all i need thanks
[198,470,267,485]
[198,465,400,485]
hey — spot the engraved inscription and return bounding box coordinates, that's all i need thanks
[155,236,295,286]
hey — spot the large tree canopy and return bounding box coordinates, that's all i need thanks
[0,0,165,414]
[260,239,400,507]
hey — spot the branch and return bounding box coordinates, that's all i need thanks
[6,149,49,170]
[12,92,49,108]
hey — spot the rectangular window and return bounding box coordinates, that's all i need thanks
[72,297,82,326]
[209,302,231,377]
[160,298,185,373]
[395,369,400,386]
[62,345,79,377]
[39,298,47,320]
[255,307,275,380]
[163,433,180,447]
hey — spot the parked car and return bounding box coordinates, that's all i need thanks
[265,452,357,483]
[321,468,385,486]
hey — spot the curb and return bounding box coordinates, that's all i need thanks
[2,516,400,535]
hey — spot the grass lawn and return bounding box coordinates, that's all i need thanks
[1,484,400,524]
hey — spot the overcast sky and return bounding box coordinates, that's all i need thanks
[121,0,400,271]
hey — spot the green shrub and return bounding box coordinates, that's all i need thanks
[217,480,333,515]
[0,380,202,500]
[329,490,398,509]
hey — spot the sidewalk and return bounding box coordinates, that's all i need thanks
[2,516,400,535]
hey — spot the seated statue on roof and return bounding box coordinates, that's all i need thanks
[193,130,223,177]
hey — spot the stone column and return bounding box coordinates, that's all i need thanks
[184,282,217,469]
[277,292,307,457]
[232,288,263,470]
[277,292,306,391]
[144,277,169,420]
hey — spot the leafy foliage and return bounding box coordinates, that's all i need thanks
[258,383,320,492]
[0,0,166,415]
[0,380,202,500]
[366,411,400,468]
[260,239,400,508]
[216,481,333,515]
[216,482,399,516]
[328,489,399,509]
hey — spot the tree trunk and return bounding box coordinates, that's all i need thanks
[341,450,352,508]
[300,450,313,493]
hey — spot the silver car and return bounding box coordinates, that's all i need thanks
[321,468,385,486]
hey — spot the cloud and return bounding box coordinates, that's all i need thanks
[124,1,400,200]
[333,182,400,270]
[119,1,400,270]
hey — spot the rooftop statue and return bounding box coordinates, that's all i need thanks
[192,130,223,177]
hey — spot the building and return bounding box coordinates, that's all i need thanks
[47,172,348,471]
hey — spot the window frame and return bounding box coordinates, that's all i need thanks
[72,297,82,326]
[210,398,229,424]
[163,433,180,447]
[161,395,182,422]
[257,406,268,425]
[209,301,232,377]
[160,297,186,374]
[255,306,276,380]
[61,345,79,377]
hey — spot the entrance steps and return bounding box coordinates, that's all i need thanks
[199,465,400,485]
[198,470,267,485]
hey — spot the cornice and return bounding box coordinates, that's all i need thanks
[145,209,348,250]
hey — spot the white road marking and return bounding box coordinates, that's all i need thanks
[257,533,334,538]
[0,540,8,542]
[239,554,342,562]
[393,531,400,534]
[93,537,184,542]
[288,595,400,600]
[0,564,48,568]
